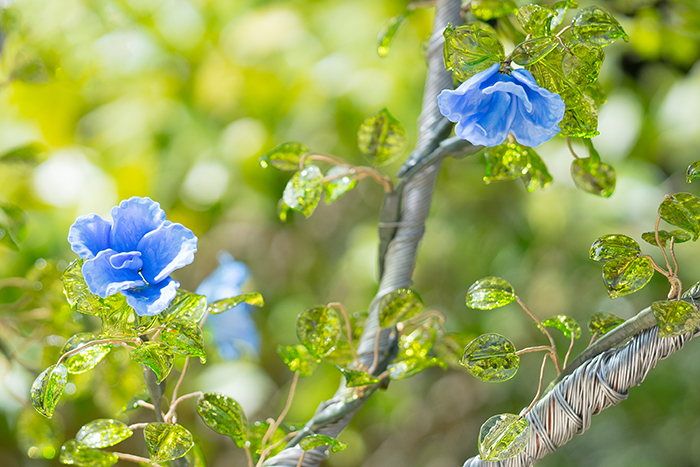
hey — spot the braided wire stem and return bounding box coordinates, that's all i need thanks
[262,1,462,465]
[462,325,699,467]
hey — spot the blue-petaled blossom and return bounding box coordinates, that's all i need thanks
[68,197,198,316]
[438,63,566,147]
[196,252,260,360]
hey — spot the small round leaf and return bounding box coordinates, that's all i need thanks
[589,234,640,262]
[478,413,530,461]
[283,165,324,218]
[60,440,118,467]
[466,277,515,310]
[76,419,132,449]
[276,344,318,377]
[541,315,581,339]
[296,305,341,358]
[603,256,654,299]
[461,334,519,382]
[652,300,700,338]
[60,333,111,374]
[144,423,194,463]
[378,289,424,328]
[30,364,68,419]
[299,434,347,453]
[587,312,625,336]
[196,393,247,448]
[357,108,406,166]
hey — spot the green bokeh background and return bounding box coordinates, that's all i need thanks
[1,0,700,465]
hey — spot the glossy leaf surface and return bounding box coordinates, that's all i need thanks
[30,364,67,419]
[248,421,285,459]
[388,357,446,380]
[338,367,379,387]
[324,166,358,204]
[277,344,318,376]
[658,193,700,240]
[687,161,700,183]
[299,434,347,452]
[159,290,207,326]
[76,419,132,449]
[571,157,615,197]
[196,393,247,448]
[296,305,341,358]
[652,300,700,338]
[129,342,174,384]
[60,440,118,467]
[144,423,194,463]
[377,12,408,57]
[466,277,515,310]
[259,142,310,172]
[283,165,324,218]
[517,5,555,36]
[357,108,406,166]
[208,293,264,314]
[641,230,691,248]
[398,322,438,359]
[572,6,629,46]
[478,414,530,461]
[541,315,581,339]
[522,149,553,192]
[603,256,654,298]
[461,334,519,382]
[562,41,604,86]
[589,234,640,262]
[483,142,530,183]
[322,340,355,367]
[162,322,207,363]
[378,288,424,328]
[587,311,625,336]
[511,37,558,66]
[443,23,504,82]
[60,333,111,374]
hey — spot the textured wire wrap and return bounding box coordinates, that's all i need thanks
[262,1,462,465]
[462,325,699,467]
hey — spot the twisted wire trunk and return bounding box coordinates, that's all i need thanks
[263,0,462,465]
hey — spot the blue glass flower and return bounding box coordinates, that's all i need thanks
[196,252,260,360]
[68,196,198,316]
[438,63,566,147]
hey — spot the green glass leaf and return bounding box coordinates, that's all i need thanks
[641,230,692,248]
[248,421,285,459]
[443,23,505,82]
[0,142,46,163]
[541,315,581,339]
[337,367,379,387]
[276,344,318,376]
[60,333,111,374]
[76,419,132,449]
[30,364,67,419]
[162,322,207,363]
[687,161,700,183]
[586,80,607,106]
[299,434,347,453]
[357,108,406,166]
[324,166,358,204]
[589,234,640,262]
[398,321,438,359]
[208,292,264,315]
[483,142,530,183]
[512,37,558,66]
[185,443,207,467]
[571,157,615,197]
[587,311,625,336]
[652,300,700,338]
[550,0,578,29]
[196,393,248,448]
[466,277,516,310]
[522,149,553,192]
[62,260,125,318]
[658,193,700,240]
[17,407,62,460]
[433,332,476,367]
[144,423,194,463]
[120,388,151,414]
[259,142,310,172]
[377,12,409,57]
[158,290,207,326]
[562,41,604,86]
[603,256,654,299]
[322,340,355,367]
[283,165,324,218]
[471,0,518,21]
[572,6,629,47]
[460,333,519,382]
[296,305,341,358]
[388,357,446,380]
[559,88,600,138]
[129,342,174,384]
[478,414,530,461]
[60,440,118,467]
[378,288,424,328]
[517,5,555,37]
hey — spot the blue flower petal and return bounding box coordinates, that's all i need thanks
[110,197,167,252]
[195,252,249,302]
[437,64,500,124]
[82,249,145,297]
[109,251,143,270]
[510,70,566,147]
[457,93,516,146]
[68,214,112,259]
[137,222,198,284]
[207,308,260,359]
[122,277,180,316]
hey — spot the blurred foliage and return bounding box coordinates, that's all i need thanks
[0,0,699,466]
